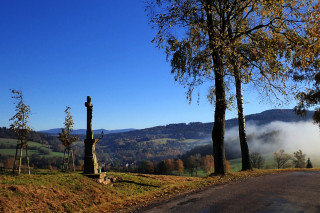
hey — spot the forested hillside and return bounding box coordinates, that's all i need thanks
[96,109,313,165]
[0,109,314,170]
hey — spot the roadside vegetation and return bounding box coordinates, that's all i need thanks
[1,168,320,212]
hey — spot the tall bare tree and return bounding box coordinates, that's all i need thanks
[147,0,316,174]
[9,89,31,175]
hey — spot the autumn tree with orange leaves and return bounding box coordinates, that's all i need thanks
[293,1,320,127]
[147,0,317,174]
[176,159,184,176]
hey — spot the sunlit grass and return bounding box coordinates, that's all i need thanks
[1,168,319,212]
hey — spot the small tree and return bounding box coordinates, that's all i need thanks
[250,152,265,169]
[306,158,313,168]
[186,155,196,177]
[274,149,292,169]
[165,159,175,174]
[202,155,214,175]
[293,149,306,168]
[58,106,78,172]
[176,159,184,176]
[10,89,31,175]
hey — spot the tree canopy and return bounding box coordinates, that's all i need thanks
[293,1,320,126]
[9,89,31,145]
[147,0,317,174]
[58,106,78,148]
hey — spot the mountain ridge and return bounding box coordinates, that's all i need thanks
[38,128,136,135]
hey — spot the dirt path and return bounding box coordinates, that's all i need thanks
[136,171,320,213]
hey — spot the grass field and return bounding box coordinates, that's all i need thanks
[0,138,63,158]
[1,168,320,212]
[229,152,320,171]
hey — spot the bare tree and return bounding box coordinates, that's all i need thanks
[10,89,31,175]
[274,149,292,169]
[250,152,265,169]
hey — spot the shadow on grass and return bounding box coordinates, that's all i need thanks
[118,180,160,188]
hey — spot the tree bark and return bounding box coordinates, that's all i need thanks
[205,0,227,175]
[212,62,227,175]
[234,65,252,171]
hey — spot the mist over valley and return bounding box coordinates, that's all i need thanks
[1,109,319,168]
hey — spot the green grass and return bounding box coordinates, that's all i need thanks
[48,152,64,157]
[0,149,39,156]
[229,158,242,172]
[0,138,63,158]
[0,138,17,144]
[0,138,45,148]
[229,152,320,171]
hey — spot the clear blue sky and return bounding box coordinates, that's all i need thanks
[0,0,294,131]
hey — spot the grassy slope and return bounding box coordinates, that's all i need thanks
[1,168,320,212]
[229,153,320,172]
[0,138,63,158]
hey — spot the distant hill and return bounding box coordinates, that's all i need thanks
[38,128,136,135]
[97,109,314,163]
[1,109,315,167]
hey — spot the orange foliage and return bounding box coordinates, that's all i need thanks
[4,158,13,169]
[226,160,231,173]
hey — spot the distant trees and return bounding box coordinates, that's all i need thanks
[9,89,31,174]
[135,155,218,176]
[274,149,292,169]
[176,159,184,176]
[293,150,306,168]
[185,154,202,176]
[157,160,167,175]
[139,160,155,174]
[250,153,265,169]
[165,159,175,174]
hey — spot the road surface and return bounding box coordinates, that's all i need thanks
[137,171,320,213]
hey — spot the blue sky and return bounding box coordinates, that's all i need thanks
[0,1,294,131]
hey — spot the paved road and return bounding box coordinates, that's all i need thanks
[137,171,320,213]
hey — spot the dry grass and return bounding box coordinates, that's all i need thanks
[0,168,319,212]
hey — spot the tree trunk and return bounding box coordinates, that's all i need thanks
[205,0,227,175]
[234,65,252,171]
[212,62,227,175]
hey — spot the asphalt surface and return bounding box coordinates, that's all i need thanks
[137,171,320,213]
